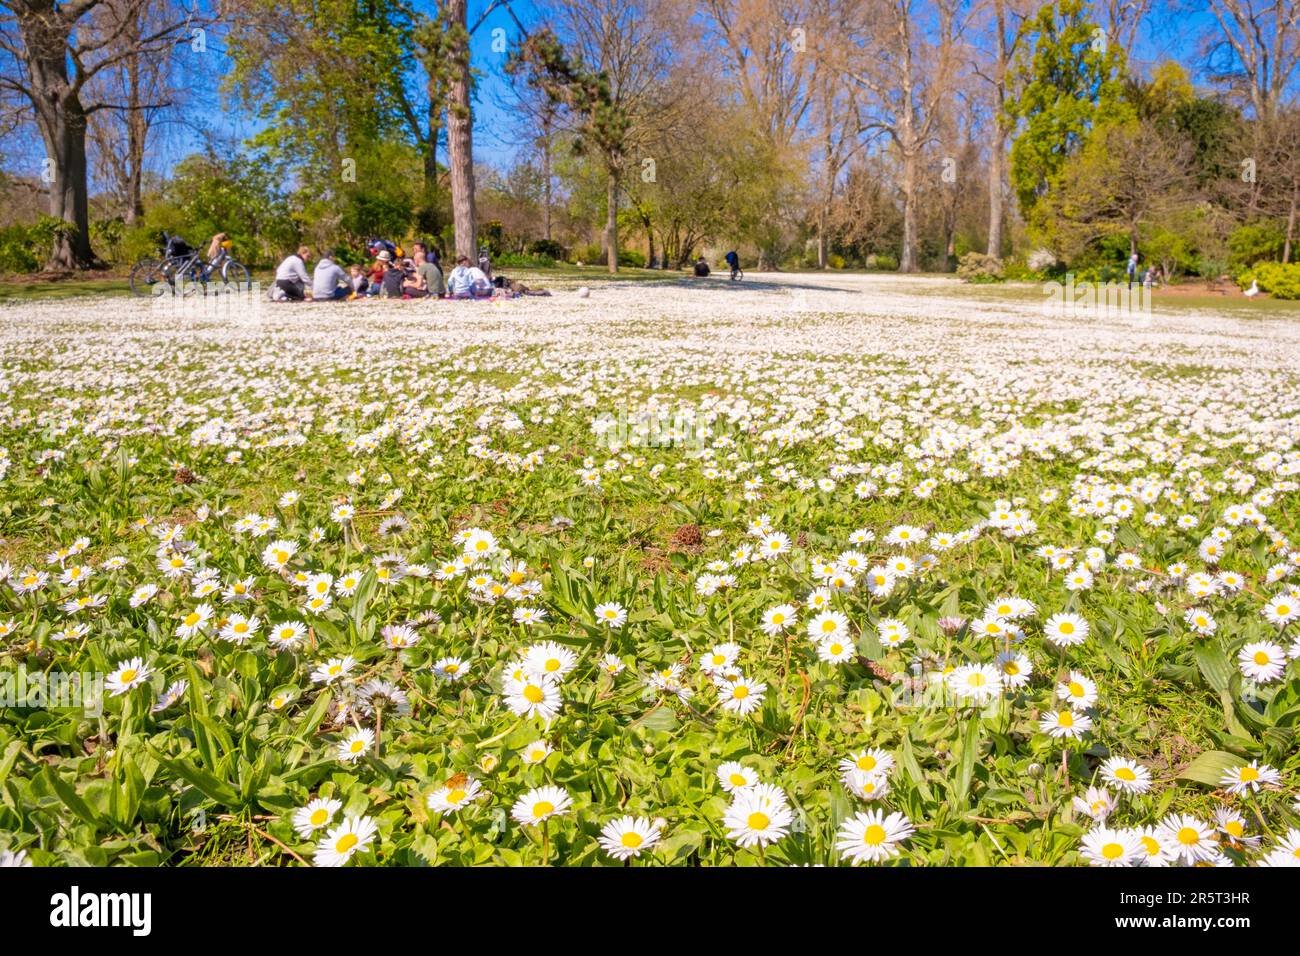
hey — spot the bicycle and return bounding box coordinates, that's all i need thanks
[129,233,251,297]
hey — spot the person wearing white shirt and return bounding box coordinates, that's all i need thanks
[447,255,492,298]
[275,246,312,301]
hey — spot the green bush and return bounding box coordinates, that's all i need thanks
[0,224,40,273]
[1228,222,1285,270]
[827,253,846,269]
[618,249,646,268]
[495,252,556,269]
[528,238,566,260]
[1238,262,1300,299]
[865,253,898,271]
[956,252,1005,283]
[571,243,603,265]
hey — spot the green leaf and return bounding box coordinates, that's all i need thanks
[1195,643,1232,695]
[1177,750,1244,787]
[951,716,981,808]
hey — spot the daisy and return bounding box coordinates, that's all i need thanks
[717,762,759,793]
[947,663,1003,704]
[593,601,627,628]
[843,769,891,801]
[1099,757,1152,795]
[1080,827,1142,867]
[293,797,343,838]
[511,785,571,826]
[816,636,855,663]
[1239,641,1287,682]
[1263,593,1298,627]
[723,789,793,848]
[1040,708,1092,739]
[427,776,484,815]
[175,603,214,640]
[314,814,378,867]
[600,653,626,676]
[598,816,663,861]
[218,613,260,645]
[268,620,307,650]
[1072,786,1116,822]
[835,809,915,865]
[1044,612,1089,647]
[1056,671,1098,709]
[1258,828,1300,867]
[1219,760,1281,795]
[719,677,766,716]
[432,656,468,681]
[520,740,553,765]
[524,641,578,679]
[152,679,189,712]
[1132,825,1176,867]
[1157,813,1218,864]
[106,657,152,696]
[503,674,563,721]
[839,748,895,778]
[337,727,374,762]
[311,655,357,685]
[995,650,1032,689]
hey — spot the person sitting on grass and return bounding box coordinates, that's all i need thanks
[693,255,710,278]
[379,254,408,298]
[399,258,428,298]
[447,255,492,298]
[413,244,445,298]
[348,264,368,298]
[274,245,312,301]
[365,250,392,296]
[312,249,350,301]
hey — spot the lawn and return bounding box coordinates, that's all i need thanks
[0,273,1298,868]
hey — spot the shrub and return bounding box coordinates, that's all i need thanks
[618,249,646,268]
[570,243,602,265]
[495,252,556,269]
[528,238,565,260]
[0,224,40,274]
[1238,262,1300,299]
[1228,222,1285,270]
[827,253,846,269]
[956,252,1005,283]
[865,253,898,271]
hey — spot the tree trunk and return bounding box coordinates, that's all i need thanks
[1285,185,1298,264]
[899,149,919,273]
[40,95,98,270]
[447,0,476,261]
[987,0,1007,259]
[22,6,98,270]
[605,167,619,274]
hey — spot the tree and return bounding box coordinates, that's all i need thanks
[1204,0,1300,124]
[1006,0,1130,244]
[0,0,197,268]
[835,0,968,272]
[1038,118,1197,259]
[510,0,682,273]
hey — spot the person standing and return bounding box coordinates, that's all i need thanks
[1126,252,1139,290]
[275,245,312,301]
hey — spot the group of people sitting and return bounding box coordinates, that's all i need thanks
[272,239,540,302]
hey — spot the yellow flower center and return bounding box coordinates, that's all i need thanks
[448,789,466,803]
[335,833,358,854]
[1253,651,1270,665]
[524,685,545,704]
[310,808,328,826]
[1115,767,1136,781]
[747,812,769,830]
[1177,827,1199,845]
[733,686,749,699]
[1102,842,1124,860]
[119,669,137,683]
[533,801,553,817]
[183,613,201,627]
[863,824,887,845]
[1068,681,1084,697]
[1239,766,1259,782]
[1058,711,1074,727]
[621,832,643,848]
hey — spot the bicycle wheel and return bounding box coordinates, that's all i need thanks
[128,257,163,296]
[220,261,251,294]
